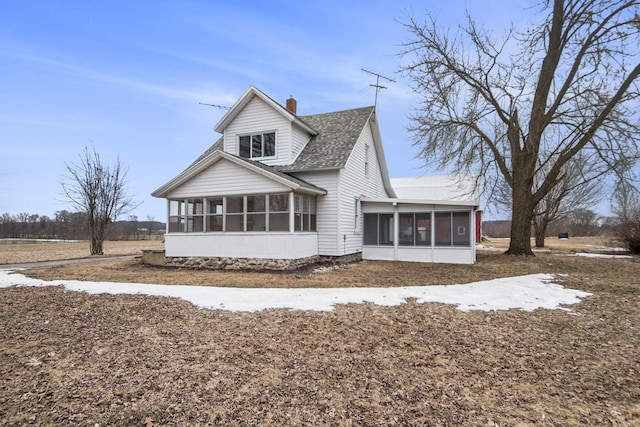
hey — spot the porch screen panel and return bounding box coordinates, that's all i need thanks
[363,213,378,245]
[415,213,431,246]
[378,214,394,245]
[186,199,204,232]
[168,200,185,233]
[246,195,266,231]
[226,196,244,231]
[294,194,316,232]
[268,193,289,231]
[452,212,470,246]
[399,213,414,246]
[434,212,452,246]
[207,198,223,232]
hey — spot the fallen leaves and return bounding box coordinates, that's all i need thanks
[1,252,639,425]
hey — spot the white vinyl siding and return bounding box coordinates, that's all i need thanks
[166,158,290,199]
[290,123,312,162]
[165,233,319,259]
[337,120,390,255]
[223,96,293,166]
[291,169,339,256]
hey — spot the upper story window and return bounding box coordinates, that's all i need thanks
[239,132,276,159]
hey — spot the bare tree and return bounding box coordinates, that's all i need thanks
[61,147,136,255]
[400,0,640,255]
[146,215,155,240]
[566,208,601,236]
[495,152,604,246]
[611,179,640,253]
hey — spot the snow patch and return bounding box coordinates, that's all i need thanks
[570,252,632,259]
[0,269,591,313]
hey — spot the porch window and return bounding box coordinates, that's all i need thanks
[363,213,394,245]
[186,199,204,232]
[399,213,432,246]
[239,132,276,159]
[294,194,317,232]
[415,213,431,246]
[168,192,315,233]
[364,210,469,247]
[452,212,471,246]
[269,193,289,231]
[399,213,414,246]
[168,200,185,233]
[206,198,223,232]
[246,195,266,231]
[225,196,244,232]
[435,211,470,247]
[434,212,452,246]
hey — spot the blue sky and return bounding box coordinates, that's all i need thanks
[0,0,530,221]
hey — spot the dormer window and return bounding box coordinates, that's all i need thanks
[239,132,276,159]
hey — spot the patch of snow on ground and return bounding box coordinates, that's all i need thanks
[570,252,632,259]
[0,268,592,313]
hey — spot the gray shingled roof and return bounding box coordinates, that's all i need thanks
[281,106,374,172]
[190,106,373,188]
[192,137,223,165]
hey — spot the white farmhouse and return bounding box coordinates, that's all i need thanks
[152,86,480,268]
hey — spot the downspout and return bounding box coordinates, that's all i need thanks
[393,201,398,261]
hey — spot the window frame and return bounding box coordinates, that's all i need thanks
[167,192,316,233]
[294,193,317,232]
[238,131,277,159]
[363,210,470,247]
[186,199,204,232]
[363,213,394,246]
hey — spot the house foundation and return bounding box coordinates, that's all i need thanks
[142,250,362,271]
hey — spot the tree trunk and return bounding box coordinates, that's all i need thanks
[533,216,547,248]
[90,237,103,255]
[506,176,535,256]
[88,217,106,255]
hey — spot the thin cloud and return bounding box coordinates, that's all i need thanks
[5,49,218,103]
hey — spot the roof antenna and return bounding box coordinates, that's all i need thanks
[361,68,395,107]
[198,102,230,110]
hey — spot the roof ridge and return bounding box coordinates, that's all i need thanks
[300,105,374,119]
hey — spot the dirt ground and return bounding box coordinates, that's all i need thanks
[1,240,639,425]
[0,239,163,265]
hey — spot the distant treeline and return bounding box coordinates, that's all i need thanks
[482,208,615,238]
[0,211,165,240]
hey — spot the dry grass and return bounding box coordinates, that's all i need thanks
[14,252,630,289]
[0,240,163,265]
[481,235,621,253]
[1,240,639,425]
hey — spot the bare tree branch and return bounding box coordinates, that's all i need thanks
[399,0,640,255]
[61,147,138,255]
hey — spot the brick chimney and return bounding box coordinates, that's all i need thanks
[286,96,297,115]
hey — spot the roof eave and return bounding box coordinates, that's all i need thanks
[279,165,344,173]
[361,196,480,208]
[214,86,318,135]
[367,109,397,198]
[151,150,327,198]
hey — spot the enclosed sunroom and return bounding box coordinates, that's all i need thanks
[361,199,478,264]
